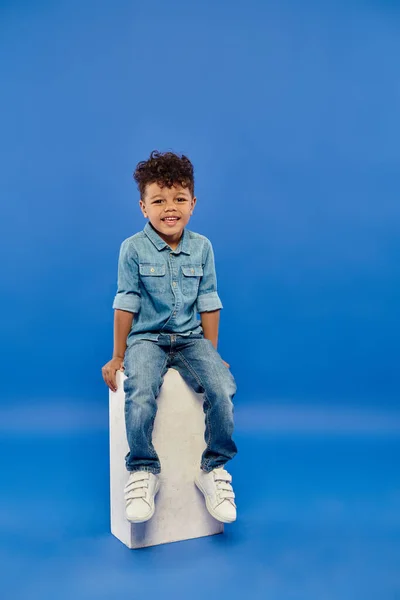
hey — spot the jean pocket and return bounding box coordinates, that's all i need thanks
[139,263,166,293]
[181,265,203,296]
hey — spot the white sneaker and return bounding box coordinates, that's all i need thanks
[194,466,237,523]
[124,471,161,523]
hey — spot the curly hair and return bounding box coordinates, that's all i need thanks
[133,150,194,198]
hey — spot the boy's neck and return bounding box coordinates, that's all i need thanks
[150,222,184,250]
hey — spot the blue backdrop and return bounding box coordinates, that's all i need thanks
[1,0,399,409]
[1,3,400,599]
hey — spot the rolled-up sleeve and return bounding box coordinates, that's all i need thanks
[196,240,223,313]
[112,239,141,313]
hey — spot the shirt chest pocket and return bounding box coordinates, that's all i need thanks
[181,265,203,296]
[139,263,166,293]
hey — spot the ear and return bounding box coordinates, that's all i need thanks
[191,196,197,214]
[139,199,148,218]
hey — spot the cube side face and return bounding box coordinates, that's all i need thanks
[109,372,132,547]
[109,369,224,549]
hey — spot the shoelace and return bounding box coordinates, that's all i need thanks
[124,472,150,506]
[213,469,236,507]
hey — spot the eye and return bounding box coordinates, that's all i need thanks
[176,197,187,202]
[153,199,164,204]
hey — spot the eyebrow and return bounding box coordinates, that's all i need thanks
[148,191,190,200]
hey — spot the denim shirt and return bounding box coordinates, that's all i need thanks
[112,222,223,344]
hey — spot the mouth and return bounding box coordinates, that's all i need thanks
[162,217,180,226]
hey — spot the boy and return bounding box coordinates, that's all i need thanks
[102,151,238,525]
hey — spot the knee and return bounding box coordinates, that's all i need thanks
[222,367,237,394]
[208,370,237,399]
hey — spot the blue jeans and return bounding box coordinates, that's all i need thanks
[123,332,238,474]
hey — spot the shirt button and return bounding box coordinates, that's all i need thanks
[150,268,155,273]
[173,282,177,286]
[191,268,194,273]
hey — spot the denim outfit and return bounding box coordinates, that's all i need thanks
[112,222,238,474]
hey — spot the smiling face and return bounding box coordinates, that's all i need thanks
[139,182,197,247]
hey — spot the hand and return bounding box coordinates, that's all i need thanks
[222,359,230,369]
[102,356,124,392]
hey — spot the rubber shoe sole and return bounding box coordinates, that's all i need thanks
[194,476,236,523]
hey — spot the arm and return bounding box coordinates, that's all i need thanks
[197,239,226,357]
[112,239,141,356]
[200,309,220,349]
[113,309,135,358]
[103,239,141,391]
[196,240,223,314]
[103,310,134,391]
[112,239,141,314]
[201,309,230,367]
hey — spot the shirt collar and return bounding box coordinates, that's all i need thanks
[144,222,191,255]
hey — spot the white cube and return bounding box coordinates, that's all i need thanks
[109,368,224,549]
